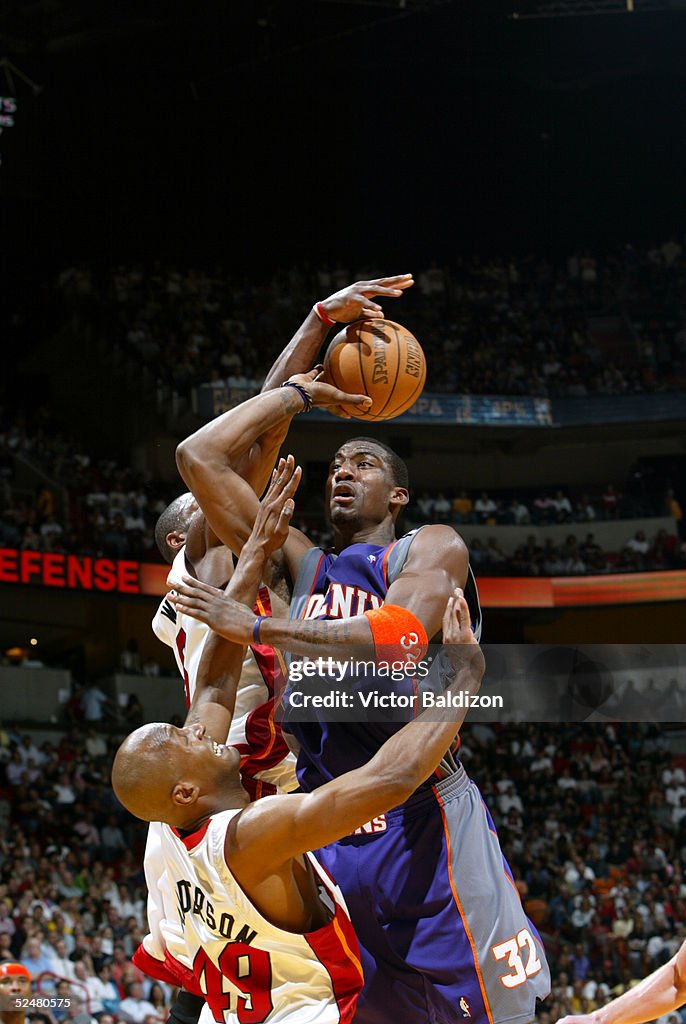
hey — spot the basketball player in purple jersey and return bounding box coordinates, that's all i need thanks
[149,274,415,1024]
[169,361,551,1023]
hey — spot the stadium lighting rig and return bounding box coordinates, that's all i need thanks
[510,0,685,17]
[0,56,42,96]
[312,0,458,8]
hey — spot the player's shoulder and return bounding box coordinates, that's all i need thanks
[403,524,468,562]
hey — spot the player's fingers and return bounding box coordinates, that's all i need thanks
[271,455,293,490]
[283,464,302,496]
[281,499,295,519]
[362,287,404,298]
[442,595,457,640]
[178,575,222,596]
[356,296,383,310]
[361,274,413,289]
[340,392,372,407]
[456,595,472,629]
[360,306,384,319]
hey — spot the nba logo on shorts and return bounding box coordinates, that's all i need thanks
[367,554,377,564]
[459,996,471,1018]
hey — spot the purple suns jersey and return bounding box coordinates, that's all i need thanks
[283,527,483,794]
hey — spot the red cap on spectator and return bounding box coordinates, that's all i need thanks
[0,963,31,980]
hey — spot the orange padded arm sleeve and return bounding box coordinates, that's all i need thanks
[363,604,429,663]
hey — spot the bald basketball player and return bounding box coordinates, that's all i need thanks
[113,459,485,1024]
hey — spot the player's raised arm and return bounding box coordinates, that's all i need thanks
[556,939,686,1024]
[227,590,484,877]
[176,276,411,554]
[176,376,370,557]
[262,274,414,391]
[183,457,301,741]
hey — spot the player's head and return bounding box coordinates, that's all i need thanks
[112,722,241,828]
[0,962,32,1007]
[154,492,199,564]
[326,437,409,530]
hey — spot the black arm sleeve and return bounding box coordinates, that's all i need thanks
[169,991,205,1024]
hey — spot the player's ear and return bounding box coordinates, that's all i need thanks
[167,529,186,552]
[171,781,199,807]
[390,487,409,511]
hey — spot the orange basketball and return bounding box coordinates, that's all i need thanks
[322,319,426,421]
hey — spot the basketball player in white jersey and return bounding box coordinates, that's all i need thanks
[113,459,485,1024]
[150,273,414,798]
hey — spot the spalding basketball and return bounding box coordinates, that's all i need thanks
[322,319,426,421]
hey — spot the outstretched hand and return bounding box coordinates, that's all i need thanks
[170,576,254,645]
[441,588,485,681]
[286,367,372,420]
[251,454,301,557]
[319,274,414,324]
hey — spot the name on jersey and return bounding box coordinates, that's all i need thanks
[303,583,381,620]
[176,881,257,946]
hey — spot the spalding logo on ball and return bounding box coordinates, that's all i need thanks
[322,319,427,421]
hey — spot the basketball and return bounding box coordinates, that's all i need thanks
[322,319,427,421]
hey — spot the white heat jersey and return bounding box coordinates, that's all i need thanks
[134,812,362,1024]
[151,546,296,799]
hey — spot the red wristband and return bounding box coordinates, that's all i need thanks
[313,302,336,328]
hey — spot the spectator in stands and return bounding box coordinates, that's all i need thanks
[81,686,115,725]
[452,490,474,524]
[665,488,684,539]
[109,946,143,998]
[416,491,434,520]
[83,731,106,762]
[82,962,119,1020]
[602,483,621,519]
[146,983,169,1020]
[553,490,573,523]
[5,753,26,788]
[99,817,126,865]
[474,490,497,523]
[51,980,74,1022]
[117,982,158,1024]
[623,530,651,570]
[432,492,452,522]
[119,641,141,676]
[485,537,508,570]
[122,696,143,728]
[45,938,74,982]
[573,495,597,524]
[509,497,531,525]
[467,537,488,569]
[63,997,96,1024]
[20,937,54,988]
[533,493,556,525]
